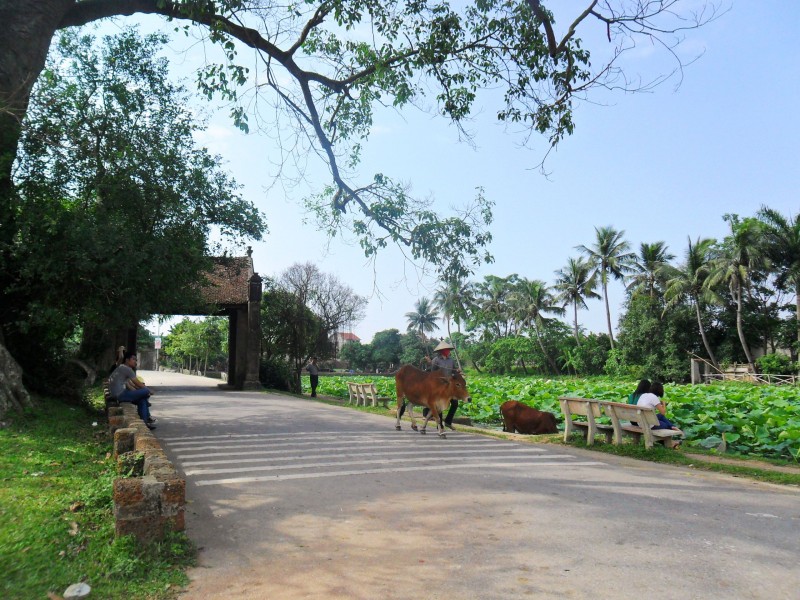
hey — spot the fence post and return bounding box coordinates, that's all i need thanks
[690,359,702,384]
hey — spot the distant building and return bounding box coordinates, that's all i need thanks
[332,331,360,358]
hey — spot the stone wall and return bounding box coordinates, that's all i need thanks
[109,403,185,543]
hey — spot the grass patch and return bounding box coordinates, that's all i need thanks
[302,391,800,487]
[465,425,800,486]
[558,434,800,486]
[0,398,195,599]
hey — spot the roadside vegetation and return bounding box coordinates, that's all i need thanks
[309,374,800,463]
[0,397,194,599]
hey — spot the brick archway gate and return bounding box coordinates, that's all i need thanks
[121,250,262,390]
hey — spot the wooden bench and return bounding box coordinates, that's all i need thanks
[601,401,684,449]
[558,397,615,445]
[346,382,391,408]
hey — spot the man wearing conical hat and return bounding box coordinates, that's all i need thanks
[423,339,460,430]
[430,340,456,375]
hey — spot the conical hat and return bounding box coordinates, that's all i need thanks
[433,340,455,352]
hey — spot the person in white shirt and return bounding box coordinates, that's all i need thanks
[636,381,678,430]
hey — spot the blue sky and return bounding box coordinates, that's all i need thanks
[102,3,800,343]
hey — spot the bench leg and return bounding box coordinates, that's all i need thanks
[585,427,595,446]
[563,420,573,443]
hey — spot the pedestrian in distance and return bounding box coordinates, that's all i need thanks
[306,357,320,398]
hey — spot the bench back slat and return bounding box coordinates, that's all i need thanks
[601,401,659,427]
[559,397,602,417]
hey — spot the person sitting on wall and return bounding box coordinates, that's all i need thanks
[109,351,156,429]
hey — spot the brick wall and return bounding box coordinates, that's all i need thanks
[111,403,185,543]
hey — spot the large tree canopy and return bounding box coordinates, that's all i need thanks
[0,0,723,401]
[13,28,264,331]
[3,26,265,386]
[0,0,722,283]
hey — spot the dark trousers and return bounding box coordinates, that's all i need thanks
[422,400,458,424]
[309,374,319,397]
[653,413,675,430]
[117,388,152,422]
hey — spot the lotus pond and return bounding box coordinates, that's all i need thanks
[310,373,800,461]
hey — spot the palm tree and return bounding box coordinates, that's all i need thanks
[627,241,675,299]
[510,278,565,373]
[758,206,800,353]
[433,277,473,337]
[664,237,721,372]
[576,226,635,348]
[432,277,473,369]
[553,257,600,344]
[405,297,439,352]
[473,274,517,340]
[706,216,766,373]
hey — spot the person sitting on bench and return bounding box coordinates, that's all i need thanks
[636,381,679,430]
[109,351,156,429]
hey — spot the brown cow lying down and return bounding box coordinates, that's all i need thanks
[500,400,558,435]
[394,364,471,438]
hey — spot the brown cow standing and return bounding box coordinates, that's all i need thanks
[394,365,471,438]
[500,400,558,435]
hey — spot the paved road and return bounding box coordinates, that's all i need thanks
[141,371,800,600]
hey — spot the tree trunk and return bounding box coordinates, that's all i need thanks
[795,280,800,361]
[692,295,720,372]
[602,279,615,349]
[734,284,756,372]
[0,2,79,407]
[532,323,560,375]
[572,301,580,345]
[446,317,463,371]
[0,0,70,203]
[0,341,34,418]
[291,368,302,394]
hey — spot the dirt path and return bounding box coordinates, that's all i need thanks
[457,423,800,477]
[683,453,800,474]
